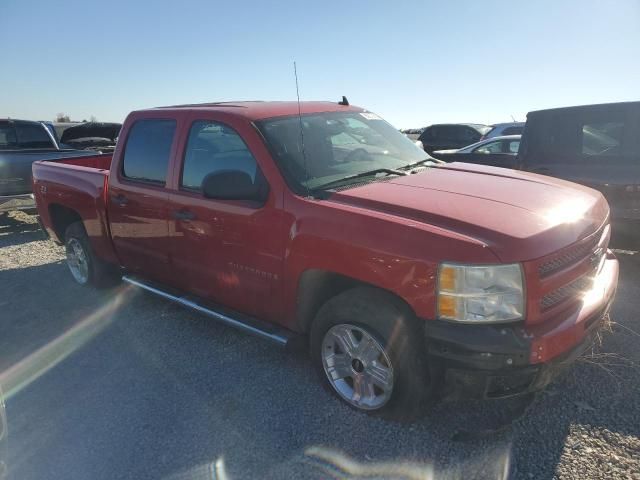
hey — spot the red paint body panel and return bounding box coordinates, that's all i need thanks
[528,252,618,363]
[54,153,113,170]
[32,101,619,372]
[32,161,120,265]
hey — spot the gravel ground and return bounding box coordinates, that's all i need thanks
[0,211,639,480]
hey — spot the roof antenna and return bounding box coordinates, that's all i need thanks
[510,114,517,122]
[294,61,311,197]
[338,96,349,106]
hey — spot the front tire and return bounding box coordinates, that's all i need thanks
[310,287,432,421]
[64,222,119,287]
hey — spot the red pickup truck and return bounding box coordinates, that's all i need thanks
[33,101,619,419]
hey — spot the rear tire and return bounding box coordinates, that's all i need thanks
[310,287,433,421]
[64,222,120,288]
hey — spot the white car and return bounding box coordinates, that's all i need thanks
[433,134,521,156]
[431,135,521,169]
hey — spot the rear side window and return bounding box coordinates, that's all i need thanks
[581,121,624,156]
[122,119,176,184]
[15,123,55,149]
[181,120,258,191]
[458,127,481,143]
[0,124,17,149]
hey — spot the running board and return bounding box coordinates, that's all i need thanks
[122,275,292,346]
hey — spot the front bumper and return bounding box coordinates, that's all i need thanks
[425,253,619,400]
[0,193,35,213]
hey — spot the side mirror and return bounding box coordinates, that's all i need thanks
[414,140,424,150]
[201,170,267,202]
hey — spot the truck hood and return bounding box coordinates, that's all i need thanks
[327,163,610,262]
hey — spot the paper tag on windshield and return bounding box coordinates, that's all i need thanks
[360,112,382,121]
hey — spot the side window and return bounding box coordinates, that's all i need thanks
[458,127,481,144]
[474,140,503,154]
[581,121,624,156]
[181,120,258,192]
[0,124,17,149]
[444,126,460,142]
[419,127,435,141]
[536,114,579,163]
[122,119,176,184]
[507,140,520,153]
[15,123,55,149]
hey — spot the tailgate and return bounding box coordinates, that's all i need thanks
[0,150,98,196]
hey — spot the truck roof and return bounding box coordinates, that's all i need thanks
[0,118,45,124]
[527,100,640,117]
[148,101,364,121]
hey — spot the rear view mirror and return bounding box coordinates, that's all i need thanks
[201,171,267,203]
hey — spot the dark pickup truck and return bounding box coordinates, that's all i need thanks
[33,101,618,419]
[0,119,96,213]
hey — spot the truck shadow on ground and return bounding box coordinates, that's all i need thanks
[1,234,639,479]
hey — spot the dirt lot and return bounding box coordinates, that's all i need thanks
[0,211,639,479]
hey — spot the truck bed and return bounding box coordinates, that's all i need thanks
[32,152,119,265]
[46,152,113,170]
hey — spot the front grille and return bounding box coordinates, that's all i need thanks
[541,275,593,311]
[538,237,599,277]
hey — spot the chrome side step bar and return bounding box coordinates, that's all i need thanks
[123,275,292,346]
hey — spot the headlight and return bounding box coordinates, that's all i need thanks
[437,263,524,323]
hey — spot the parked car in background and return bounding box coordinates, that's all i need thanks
[431,135,520,167]
[401,127,425,141]
[0,119,95,213]
[49,121,80,145]
[482,122,525,140]
[418,123,491,153]
[60,122,121,152]
[517,101,640,238]
[33,100,618,420]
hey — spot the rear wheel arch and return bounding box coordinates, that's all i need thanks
[49,204,83,243]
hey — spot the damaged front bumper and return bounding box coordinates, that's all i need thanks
[425,254,618,400]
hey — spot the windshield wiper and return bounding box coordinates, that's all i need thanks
[400,157,446,170]
[311,168,408,191]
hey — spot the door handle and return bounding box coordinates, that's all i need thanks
[172,210,196,221]
[112,194,129,206]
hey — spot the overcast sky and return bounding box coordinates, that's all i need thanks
[1,0,639,128]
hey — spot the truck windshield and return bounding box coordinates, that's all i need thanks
[257,112,428,192]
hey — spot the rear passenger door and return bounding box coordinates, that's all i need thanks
[108,118,177,285]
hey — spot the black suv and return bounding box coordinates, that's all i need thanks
[418,123,491,153]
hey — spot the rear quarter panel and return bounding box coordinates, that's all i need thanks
[32,161,119,265]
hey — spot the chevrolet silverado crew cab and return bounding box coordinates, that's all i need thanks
[33,101,618,419]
